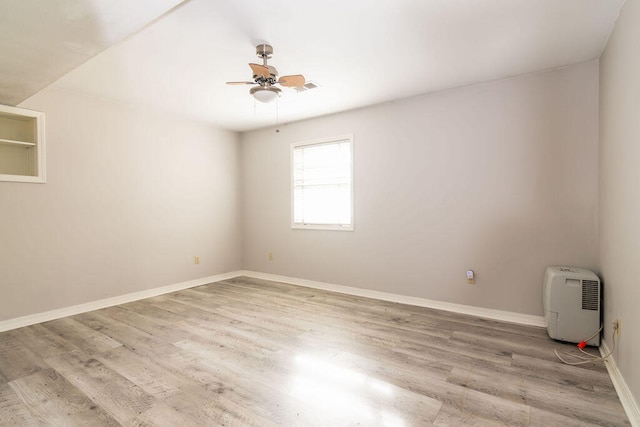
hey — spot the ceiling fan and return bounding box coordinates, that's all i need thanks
[226,44,306,103]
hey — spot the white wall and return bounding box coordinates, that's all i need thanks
[241,61,599,316]
[0,87,241,321]
[599,0,640,411]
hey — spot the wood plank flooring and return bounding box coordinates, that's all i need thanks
[0,276,631,426]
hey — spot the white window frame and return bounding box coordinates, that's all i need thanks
[291,135,354,231]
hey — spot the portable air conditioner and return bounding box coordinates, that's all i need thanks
[543,266,601,346]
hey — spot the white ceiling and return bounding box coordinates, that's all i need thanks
[0,0,185,106]
[2,0,625,132]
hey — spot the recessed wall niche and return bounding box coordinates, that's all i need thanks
[0,104,45,183]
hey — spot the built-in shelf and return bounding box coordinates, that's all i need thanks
[0,104,45,183]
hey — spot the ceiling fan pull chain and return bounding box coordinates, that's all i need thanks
[275,98,280,133]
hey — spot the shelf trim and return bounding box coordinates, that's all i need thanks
[0,137,36,147]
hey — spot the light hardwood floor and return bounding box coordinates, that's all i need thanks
[0,276,630,426]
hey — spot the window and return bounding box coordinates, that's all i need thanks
[292,135,353,230]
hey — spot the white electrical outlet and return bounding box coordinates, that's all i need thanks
[466,270,475,284]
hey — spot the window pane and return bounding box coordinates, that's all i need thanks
[294,185,351,224]
[292,137,353,229]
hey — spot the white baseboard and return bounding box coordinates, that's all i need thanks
[239,270,546,327]
[0,269,546,334]
[4,270,634,422]
[0,270,546,333]
[0,271,243,333]
[601,340,640,427]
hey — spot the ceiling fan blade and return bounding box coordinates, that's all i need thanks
[278,74,305,87]
[249,63,270,79]
[226,81,255,85]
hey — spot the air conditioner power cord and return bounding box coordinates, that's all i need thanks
[554,323,617,365]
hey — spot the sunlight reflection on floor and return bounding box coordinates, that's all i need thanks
[290,353,406,426]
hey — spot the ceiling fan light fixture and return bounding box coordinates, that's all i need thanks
[228,44,304,103]
[250,86,281,103]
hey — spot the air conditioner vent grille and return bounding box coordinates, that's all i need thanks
[581,280,599,311]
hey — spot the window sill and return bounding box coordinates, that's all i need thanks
[292,223,354,231]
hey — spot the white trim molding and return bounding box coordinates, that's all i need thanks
[601,340,640,427]
[5,268,637,424]
[0,271,242,333]
[0,270,546,334]
[240,270,546,327]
